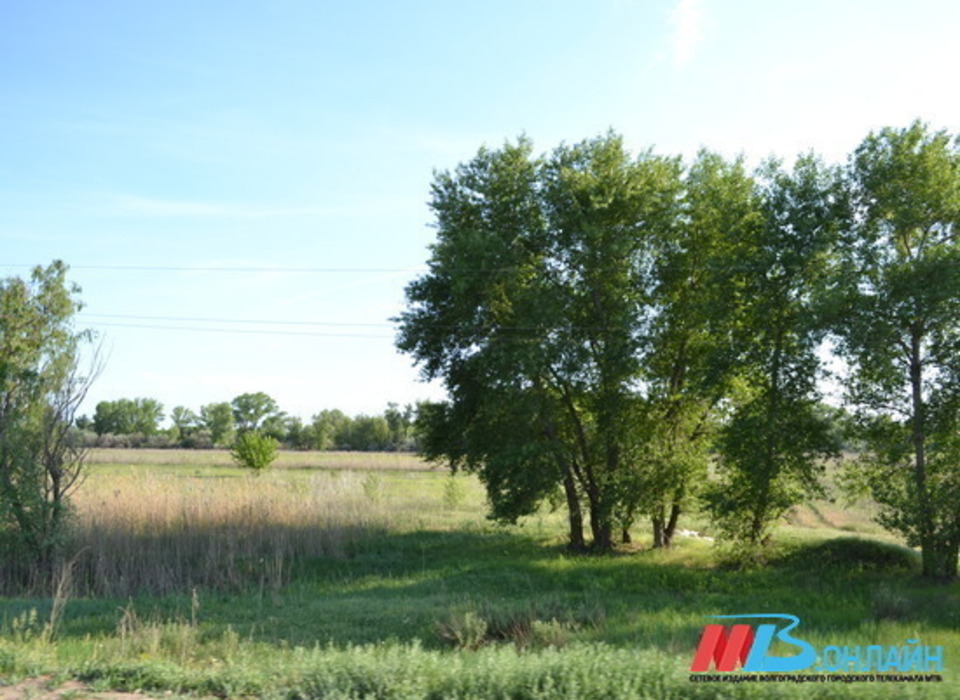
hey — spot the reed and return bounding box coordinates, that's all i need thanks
[2,469,400,597]
[86,447,434,470]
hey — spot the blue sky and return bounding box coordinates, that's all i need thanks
[3,0,959,422]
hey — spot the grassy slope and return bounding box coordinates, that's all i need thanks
[1,450,958,699]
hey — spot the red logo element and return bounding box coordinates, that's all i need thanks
[690,624,756,672]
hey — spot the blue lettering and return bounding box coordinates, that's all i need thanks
[925,646,944,672]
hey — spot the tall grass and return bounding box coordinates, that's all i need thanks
[86,448,434,470]
[2,469,401,597]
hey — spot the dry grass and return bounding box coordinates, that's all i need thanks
[787,499,883,533]
[2,468,407,597]
[5,453,481,598]
[86,448,435,471]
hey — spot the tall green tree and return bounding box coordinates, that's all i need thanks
[341,414,392,451]
[0,262,96,580]
[631,150,758,547]
[399,134,682,551]
[200,402,236,447]
[398,137,572,539]
[538,135,682,550]
[830,121,960,578]
[170,406,199,443]
[93,397,164,436]
[231,392,282,434]
[384,402,415,450]
[308,409,351,450]
[707,155,843,548]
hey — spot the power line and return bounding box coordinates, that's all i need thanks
[86,321,394,339]
[3,263,427,274]
[79,311,654,333]
[81,318,663,337]
[81,312,394,328]
[8,258,960,275]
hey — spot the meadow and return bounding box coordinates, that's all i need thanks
[1,449,958,699]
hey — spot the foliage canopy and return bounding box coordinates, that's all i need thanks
[0,261,95,581]
[400,123,960,577]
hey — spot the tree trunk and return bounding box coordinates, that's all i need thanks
[590,514,614,552]
[652,504,668,548]
[587,488,614,552]
[946,539,960,579]
[562,467,586,551]
[652,516,665,548]
[749,331,782,546]
[652,502,683,548]
[589,442,618,552]
[909,330,939,577]
[749,504,767,545]
[932,541,959,580]
[664,502,682,547]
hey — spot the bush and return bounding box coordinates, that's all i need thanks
[230,431,278,473]
[774,537,919,573]
[871,585,914,621]
[179,429,214,450]
[435,611,488,650]
[435,601,603,650]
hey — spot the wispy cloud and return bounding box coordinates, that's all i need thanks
[96,194,408,220]
[669,0,706,69]
[103,194,327,219]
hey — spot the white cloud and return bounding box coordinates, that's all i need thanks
[94,193,410,220]
[102,194,328,219]
[670,0,706,69]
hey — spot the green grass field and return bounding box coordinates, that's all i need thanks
[1,449,957,699]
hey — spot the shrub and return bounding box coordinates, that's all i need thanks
[230,431,278,473]
[871,585,914,621]
[774,537,919,574]
[436,601,601,650]
[442,474,465,508]
[435,611,488,650]
[361,472,383,503]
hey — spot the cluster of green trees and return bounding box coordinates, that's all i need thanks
[76,394,419,452]
[3,122,957,582]
[398,122,960,578]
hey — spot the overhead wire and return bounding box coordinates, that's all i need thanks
[7,258,960,276]
[18,255,960,341]
[3,263,429,274]
[84,321,394,339]
[79,312,643,332]
[82,312,393,328]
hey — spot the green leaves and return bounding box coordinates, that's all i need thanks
[399,135,743,550]
[93,397,165,436]
[230,431,279,473]
[706,157,842,548]
[231,391,282,433]
[400,123,960,571]
[831,121,960,578]
[0,261,93,576]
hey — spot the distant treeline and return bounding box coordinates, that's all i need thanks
[74,392,422,451]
